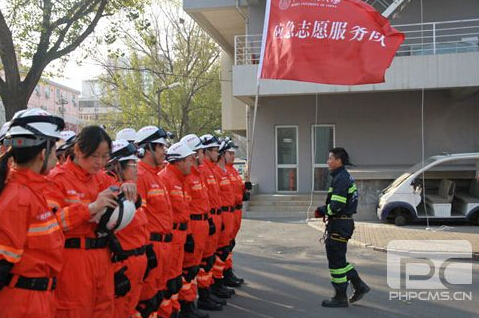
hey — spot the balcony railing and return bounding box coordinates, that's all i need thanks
[234,18,479,65]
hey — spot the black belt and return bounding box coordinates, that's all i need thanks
[235,204,243,210]
[221,206,234,212]
[173,222,188,231]
[190,213,208,221]
[150,232,173,242]
[210,208,221,215]
[6,274,56,291]
[64,237,108,249]
[329,215,353,220]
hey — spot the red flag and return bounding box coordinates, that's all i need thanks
[259,0,405,85]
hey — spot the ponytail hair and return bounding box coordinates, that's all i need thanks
[0,141,49,195]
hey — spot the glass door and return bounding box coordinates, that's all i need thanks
[275,126,298,192]
[312,125,335,191]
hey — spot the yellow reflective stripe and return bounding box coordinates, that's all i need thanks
[148,189,165,197]
[327,204,333,216]
[58,207,71,231]
[331,195,347,204]
[170,190,184,196]
[348,184,357,194]
[331,276,348,283]
[330,264,354,275]
[328,187,333,193]
[47,199,61,211]
[27,219,60,236]
[0,243,23,263]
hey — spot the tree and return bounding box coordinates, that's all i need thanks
[97,2,222,137]
[0,0,145,120]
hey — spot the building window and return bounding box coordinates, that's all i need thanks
[35,85,41,96]
[45,87,51,99]
[312,125,335,191]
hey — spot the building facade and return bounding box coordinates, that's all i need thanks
[184,0,479,219]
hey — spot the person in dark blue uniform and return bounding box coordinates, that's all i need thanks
[315,148,370,307]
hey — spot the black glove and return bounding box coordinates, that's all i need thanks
[184,234,195,253]
[0,259,14,291]
[315,206,326,219]
[242,192,250,201]
[208,218,216,236]
[245,181,253,190]
[114,266,131,297]
[145,244,158,270]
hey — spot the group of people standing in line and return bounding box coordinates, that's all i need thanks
[0,108,251,318]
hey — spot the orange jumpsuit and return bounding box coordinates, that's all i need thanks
[225,165,245,271]
[212,164,235,280]
[113,179,149,318]
[136,161,174,318]
[45,158,115,318]
[198,159,222,289]
[179,165,210,302]
[158,163,189,314]
[0,168,64,318]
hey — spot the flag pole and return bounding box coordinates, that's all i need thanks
[247,80,260,181]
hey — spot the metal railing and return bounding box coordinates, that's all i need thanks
[234,19,479,65]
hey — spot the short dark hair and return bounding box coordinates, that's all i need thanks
[76,125,112,158]
[329,147,350,166]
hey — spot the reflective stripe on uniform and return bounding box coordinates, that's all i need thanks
[331,195,347,204]
[328,187,333,193]
[58,207,71,231]
[348,184,357,194]
[331,276,348,284]
[330,263,354,275]
[0,243,23,263]
[327,204,333,216]
[27,219,60,236]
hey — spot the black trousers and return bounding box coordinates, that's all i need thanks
[325,219,358,294]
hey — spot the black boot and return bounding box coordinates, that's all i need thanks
[349,277,370,303]
[170,311,179,318]
[322,291,348,308]
[211,278,234,298]
[197,288,223,311]
[223,268,243,287]
[209,290,227,306]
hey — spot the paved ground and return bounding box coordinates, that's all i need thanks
[208,211,479,318]
[309,219,479,257]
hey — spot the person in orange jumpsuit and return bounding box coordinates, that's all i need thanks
[134,126,174,318]
[106,140,149,318]
[179,134,221,317]
[158,142,195,318]
[224,144,250,287]
[0,109,65,318]
[197,135,228,309]
[45,125,137,318]
[210,139,237,299]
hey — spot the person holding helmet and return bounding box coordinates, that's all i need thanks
[224,140,248,287]
[55,130,76,167]
[179,134,221,317]
[116,128,137,144]
[158,142,195,318]
[0,109,64,318]
[133,125,174,318]
[196,134,228,309]
[44,125,137,318]
[210,139,237,299]
[106,140,149,318]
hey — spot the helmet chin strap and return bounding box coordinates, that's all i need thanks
[114,161,124,182]
[40,140,52,174]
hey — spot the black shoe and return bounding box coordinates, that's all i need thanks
[321,294,348,308]
[198,288,223,311]
[224,268,243,287]
[179,301,210,318]
[209,291,227,306]
[229,268,245,284]
[190,302,210,318]
[211,278,233,299]
[349,279,370,303]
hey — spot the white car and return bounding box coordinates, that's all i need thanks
[377,153,479,226]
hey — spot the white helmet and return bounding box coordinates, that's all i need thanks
[0,121,10,142]
[93,192,140,237]
[200,134,221,148]
[57,130,77,152]
[218,138,237,155]
[110,139,139,162]
[166,141,196,162]
[116,128,137,142]
[135,126,168,147]
[5,108,64,148]
[180,134,204,151]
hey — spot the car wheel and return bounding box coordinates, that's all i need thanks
[394,214,407,226]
